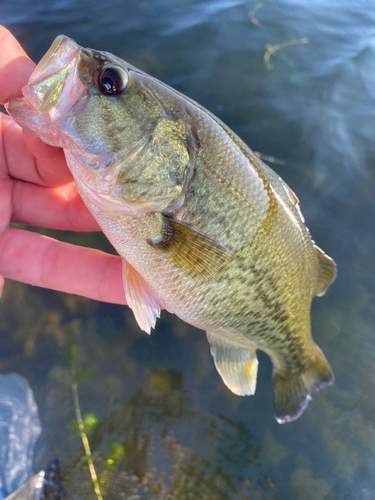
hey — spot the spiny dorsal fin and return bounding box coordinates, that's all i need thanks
[122,260,161,334]
[148,215,233,282]
[279,177,299,206]
[279,177,305,223]
[207,333,259,396]
[314,245,337,296]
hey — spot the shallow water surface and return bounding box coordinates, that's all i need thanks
[1,0,375,498]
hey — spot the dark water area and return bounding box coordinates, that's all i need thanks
[1,0,375,498]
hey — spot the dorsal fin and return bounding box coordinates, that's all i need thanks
[207,333,258,396]
[279,178,305,223]
[314,245,337,296]
[279,177,299,206]
[122,260,161,334]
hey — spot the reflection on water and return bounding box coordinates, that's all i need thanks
[2,0,375,498]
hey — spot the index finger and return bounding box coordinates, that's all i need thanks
[0,26,35,105]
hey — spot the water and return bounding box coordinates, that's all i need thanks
[1,0,375,498]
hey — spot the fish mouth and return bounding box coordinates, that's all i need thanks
[21,35,81,112]
[5,35,89,148]
[29,35,79,86]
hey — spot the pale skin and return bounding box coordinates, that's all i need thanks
[0,26,127,304]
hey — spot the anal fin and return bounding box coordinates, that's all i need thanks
[122,260,161,334]
[314,245,337,296]
[207,333,258,396]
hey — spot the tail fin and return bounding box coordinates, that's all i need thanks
[273,345,334,424]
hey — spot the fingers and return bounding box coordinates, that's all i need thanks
[0,26,35,105]
[0,28,127,307]
[11,179,100,231]
[22,130,73,186]
[1,99,73,188]
[0,227,126,305]
[0,28,72,187]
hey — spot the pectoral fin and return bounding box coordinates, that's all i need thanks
[148,215,233,282]
[122,260,161,334]
[314,245,337,296]
[207,333,258,396]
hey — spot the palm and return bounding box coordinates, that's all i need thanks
[0,26,125,304]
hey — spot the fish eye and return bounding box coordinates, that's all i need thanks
[95,65,128,95]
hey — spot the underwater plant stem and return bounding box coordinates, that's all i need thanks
[264,38,309,71]
[249,0,271,29]
[71,382,103,500]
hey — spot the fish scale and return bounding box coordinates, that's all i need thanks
[6,35,337,423]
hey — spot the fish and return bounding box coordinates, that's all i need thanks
[6,35,337,423]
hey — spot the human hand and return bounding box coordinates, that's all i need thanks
[0,26,126,304]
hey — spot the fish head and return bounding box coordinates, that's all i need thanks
[6,36,194,216]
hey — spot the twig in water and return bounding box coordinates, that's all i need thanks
[249,0,271,29]
[264,38,309,71]
[69,354,103,500]
[255,152,286,166]
[71,382,103,500]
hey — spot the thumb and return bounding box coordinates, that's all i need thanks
[0,25,35,105]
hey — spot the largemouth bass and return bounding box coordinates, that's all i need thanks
[6,36,337,423]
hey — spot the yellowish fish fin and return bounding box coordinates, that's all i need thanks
[279,177,306,223]
[122,260,161,334]
[314,245,337,296]
[148,215,233,281]
[273,344,334,424]
[207,333,258,395]
[279,177,299,206]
